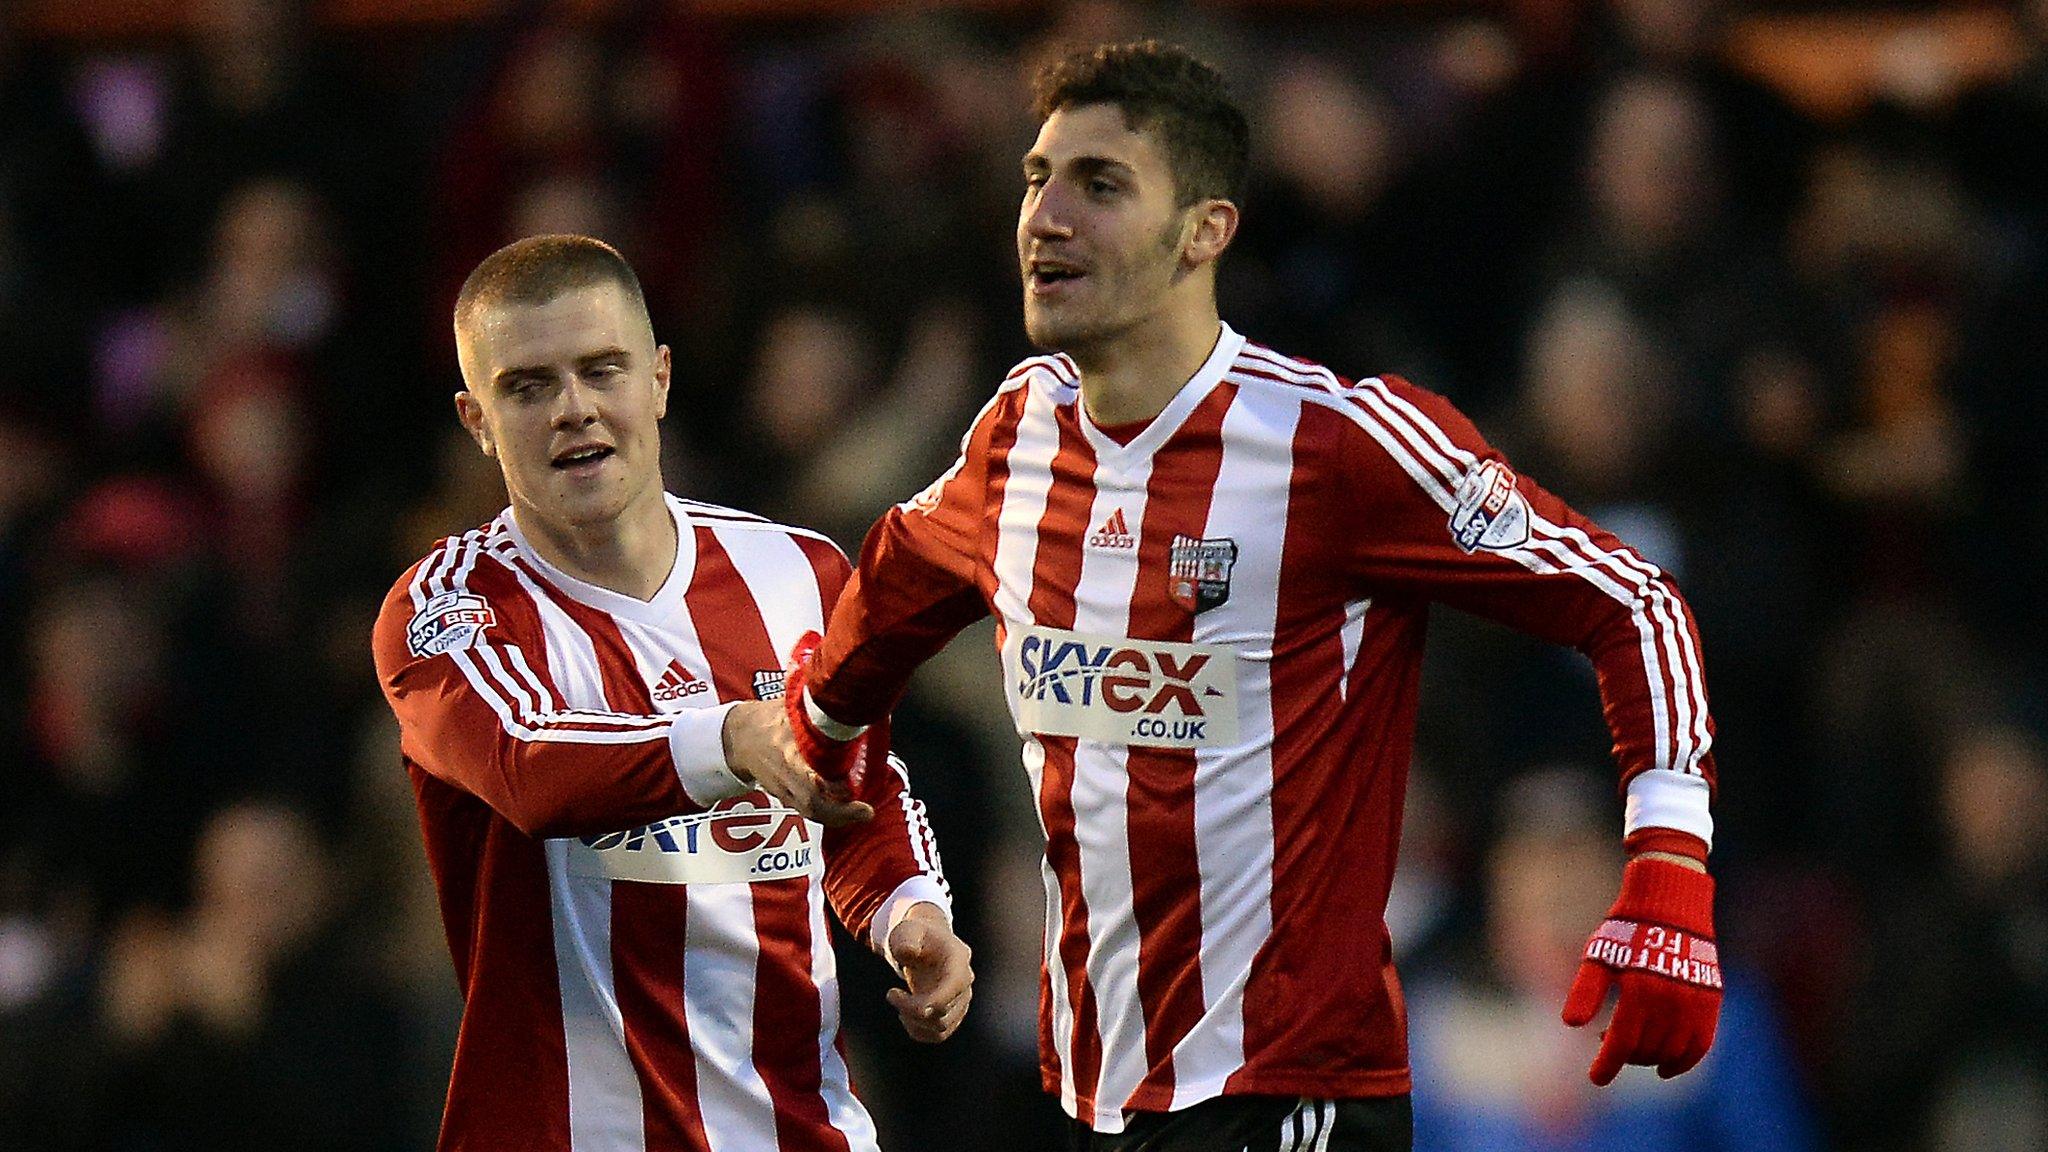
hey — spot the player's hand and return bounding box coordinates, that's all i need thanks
[1562,855,1723,1084]
[720,700,873,827]
[884,903,973,1044]
[780,631,880,794]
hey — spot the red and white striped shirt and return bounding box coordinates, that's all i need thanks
[373,494,949,1152]
[807,324,1715,1132]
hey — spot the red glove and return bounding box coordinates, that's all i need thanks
[1562,856,1722,1085]
[782,631,886,798]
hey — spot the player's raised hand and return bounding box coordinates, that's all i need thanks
[720,700,874,827]
[884,904,973,1044]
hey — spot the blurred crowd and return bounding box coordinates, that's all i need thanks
[1,1,2044,1149]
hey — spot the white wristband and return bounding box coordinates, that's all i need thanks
[872,876,952,969]
[804,687,868,742]
[1624,771,1714,848]
[668,703,750,806]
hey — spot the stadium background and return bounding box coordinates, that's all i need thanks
[1,0,2043,1148]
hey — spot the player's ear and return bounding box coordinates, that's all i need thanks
[653,344,672,420]
[454,390,496,458]
[1182,198,1238,269]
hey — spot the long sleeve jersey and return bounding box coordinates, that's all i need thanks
[805,324,1715,1132]
[373,494,949,1152]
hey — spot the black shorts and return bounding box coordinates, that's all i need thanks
[1064,1094,1412,1152]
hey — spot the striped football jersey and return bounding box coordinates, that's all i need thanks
[373,494,948,1152]
[807,323,1714,1132]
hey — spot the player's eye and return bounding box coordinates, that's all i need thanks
[1088,178,1118,196]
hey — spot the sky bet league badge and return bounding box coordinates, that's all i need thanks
[406,590,497,658]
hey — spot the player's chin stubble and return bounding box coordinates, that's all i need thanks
[1023,288,1110,353]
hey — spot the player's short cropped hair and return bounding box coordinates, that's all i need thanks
[1031,40,1250,208]
[454,234,649,337]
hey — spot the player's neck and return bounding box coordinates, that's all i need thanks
[514,487,678,602]
[1072,301,1222,427]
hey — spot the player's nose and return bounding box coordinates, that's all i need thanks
[552,378,600,427]
[1021,185,1075,242]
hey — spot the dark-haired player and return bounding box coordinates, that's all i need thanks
[727,42,1723,1152]
[374,235,971,1151]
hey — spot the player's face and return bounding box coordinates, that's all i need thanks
[1018,103,1193,353]
[455,283,670,533]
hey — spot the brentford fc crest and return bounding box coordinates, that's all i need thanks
[1168,535,1237,613]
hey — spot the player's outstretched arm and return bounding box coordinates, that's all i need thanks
[374,554,747,838]
[883,903,973,1044]
[1562,851,1721,1083]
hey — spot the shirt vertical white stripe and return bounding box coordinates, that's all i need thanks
[991,381,1065,633]
[683,885,780,1152]
[610,619,680,701]
[809,882,882,1151]
[711,525,828,657]
[546,841,648,1152]
[1069,451,1154,1130]
[1336,598,1370,703]
[1167,388,1293,1108]
[1023,739,1076,1116]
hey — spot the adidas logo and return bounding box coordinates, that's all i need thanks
[652,659,711,704]
[1088,508,1135,550]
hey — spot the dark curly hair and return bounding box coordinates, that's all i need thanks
[1031,40,1250,209]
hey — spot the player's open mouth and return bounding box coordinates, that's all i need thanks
[1029,262,1085,290]
[552,444,615,471]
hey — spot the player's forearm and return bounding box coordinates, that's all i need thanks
[408,703,749,839]
[1582,586,1717,851]
[823,758,950,942]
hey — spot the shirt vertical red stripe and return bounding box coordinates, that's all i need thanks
[1121,382,1236,1110]
[431,813,575,1150]
[1028,404,1105,1116]
[749,879,847,1152]
[685,528,783,703]
[687,526,851,1152]
[611,883,713,1152]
